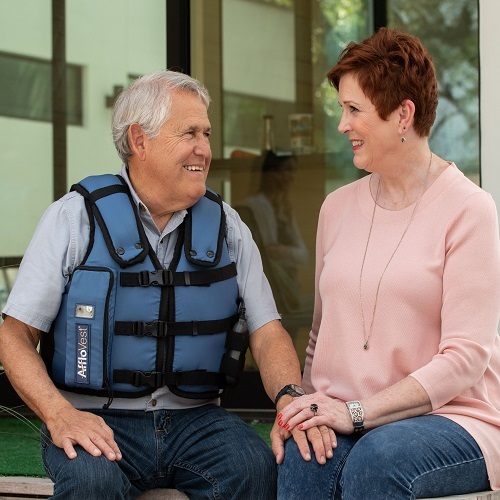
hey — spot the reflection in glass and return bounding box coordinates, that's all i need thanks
[0,52,82,125]
[0,266,18,314]
[219,0,373,367]
[312,0,373,194]
[237,152,310,319]
[388,0,479,183]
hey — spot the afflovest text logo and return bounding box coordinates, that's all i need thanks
[76,324,90,384]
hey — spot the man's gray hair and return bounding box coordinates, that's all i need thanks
[112,70,211,163]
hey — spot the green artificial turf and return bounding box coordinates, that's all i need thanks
[249,420,272,447]
[0,414,272,477]
[0,416,46,477]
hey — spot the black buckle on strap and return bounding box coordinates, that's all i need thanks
[131,321,167,337]
[138,270,174,286]
[131,371,164,388]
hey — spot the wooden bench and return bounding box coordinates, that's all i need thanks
[0,476,187,499]
[1,476,498,499]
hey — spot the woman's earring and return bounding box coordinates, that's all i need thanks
[400,125,407,143]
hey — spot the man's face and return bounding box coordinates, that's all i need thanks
[135,89,212,213]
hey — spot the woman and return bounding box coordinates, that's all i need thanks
[274,28,500,499]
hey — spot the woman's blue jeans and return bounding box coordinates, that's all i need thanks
[41,405,276,499]
[278,415,490,499]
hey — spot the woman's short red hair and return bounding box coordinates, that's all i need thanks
[327,27,438,137]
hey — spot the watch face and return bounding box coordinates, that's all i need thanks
[288,385,305,396]
[275,384,306,404]
[346,401,364,423]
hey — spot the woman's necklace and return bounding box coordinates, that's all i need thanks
[359,152,433,350]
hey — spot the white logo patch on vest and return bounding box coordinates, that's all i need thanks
[75,304,95,319]
[76,324,90,384]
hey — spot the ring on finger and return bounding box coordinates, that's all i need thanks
[310,403,318,416]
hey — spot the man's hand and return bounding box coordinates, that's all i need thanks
[270,418,290,464]
[46,406,122,461]
[271,413,336,465]
[0,316,122,462]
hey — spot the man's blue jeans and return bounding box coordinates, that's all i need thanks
[41,405,276,499]
[278,415,490,499]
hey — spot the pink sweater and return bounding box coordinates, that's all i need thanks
[303,164,500,489]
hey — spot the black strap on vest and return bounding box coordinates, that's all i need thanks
[114,314,238,338]
[120,262,237,287]
[113,369,226,389]
[84,184,129,203]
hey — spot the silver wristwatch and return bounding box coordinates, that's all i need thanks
[274,384,305,405]
[345,400,364,433]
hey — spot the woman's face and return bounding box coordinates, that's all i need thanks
[337,73,400,173]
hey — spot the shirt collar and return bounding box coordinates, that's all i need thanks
[118,165,188,236]
[119,165,146,211]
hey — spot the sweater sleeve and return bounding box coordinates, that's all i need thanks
[411,190,500,409]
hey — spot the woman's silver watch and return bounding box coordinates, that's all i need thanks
[345,400,365,433]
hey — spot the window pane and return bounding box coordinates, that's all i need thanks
[196,0,373,371]
[388,0,480,184]
[0,52,83,125]
[66,0,166,185]
[0,0,53,258]
[0,0,166,258]
[0,267,18,312]
[312,0,373,194]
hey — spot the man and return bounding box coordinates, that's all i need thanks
[0,71,331,499]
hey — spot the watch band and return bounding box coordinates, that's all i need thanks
[274,384,305,405]
[345,400,364,433]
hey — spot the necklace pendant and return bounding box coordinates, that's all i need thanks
[363,342,369,350]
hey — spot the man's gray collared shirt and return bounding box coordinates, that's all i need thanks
[3,166,280,410]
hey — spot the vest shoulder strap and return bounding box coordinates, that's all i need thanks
[184,189,226,267]
[71,174,149,267]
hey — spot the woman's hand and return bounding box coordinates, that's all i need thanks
[277,392,354,435]
[271,414,336,465]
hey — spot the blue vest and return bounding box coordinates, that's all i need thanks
[43,174,248,403]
